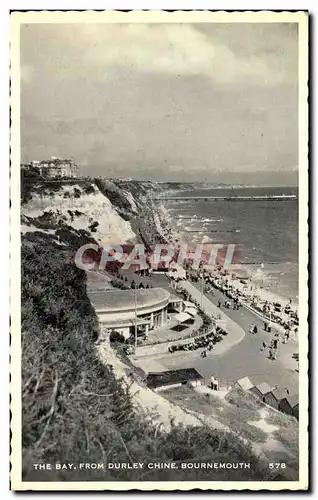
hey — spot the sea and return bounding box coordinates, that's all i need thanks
[162,186,299,302]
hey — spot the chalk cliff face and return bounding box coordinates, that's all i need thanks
[20,173,197,248]
[21,182,136,245]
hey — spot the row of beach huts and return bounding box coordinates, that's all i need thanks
[235,376,299,420]
[144,368,299,421]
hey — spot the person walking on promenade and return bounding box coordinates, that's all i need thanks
[271,345,277,360]
[282,329,289,343]
[218,300,221,308]
[268,347,273,360]
[261,341,266,352]
[264,322,268,332]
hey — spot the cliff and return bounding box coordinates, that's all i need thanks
[21,174,181,244]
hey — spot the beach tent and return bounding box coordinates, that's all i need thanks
[183,300,197,309]
[184,307,198,318]
[169,263,187,279]
[174,312,192,323]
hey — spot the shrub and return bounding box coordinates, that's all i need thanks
[84,184,96,195]
[110,329,126,343]
[110,277,128,290]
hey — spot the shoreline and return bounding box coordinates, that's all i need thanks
[154,199,298,309]
[150,199,299,336]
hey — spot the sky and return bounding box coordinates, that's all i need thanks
[20,22,299,184]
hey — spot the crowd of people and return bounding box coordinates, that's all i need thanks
[260,337,279,360]
[194,270,299,339]
[259,316,297,363]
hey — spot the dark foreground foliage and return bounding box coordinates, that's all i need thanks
[21,232,283,482]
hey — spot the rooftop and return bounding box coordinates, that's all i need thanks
[184,307,198,317]
[237,376,255,391]
[256,382,274,395]
[168,294,184,303]
[146,368,203,389]
[271,387,291,401]
[282,394,299,408]
[40,158,74,165]
[87,287,171,313]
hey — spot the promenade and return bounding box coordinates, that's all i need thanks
[179,280,246,355]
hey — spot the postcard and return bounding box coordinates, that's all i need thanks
[10,10,309,491]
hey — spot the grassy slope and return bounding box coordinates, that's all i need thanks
[161,386,299,480]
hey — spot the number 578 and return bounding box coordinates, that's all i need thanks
[269,463,286,469]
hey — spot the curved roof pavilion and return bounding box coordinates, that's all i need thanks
[88,287,171,317]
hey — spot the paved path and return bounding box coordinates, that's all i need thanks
[180,281,245,354]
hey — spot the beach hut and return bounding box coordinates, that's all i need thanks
[235,376,255,392]
[279,394,299,420]
[249,382,274,402]
[263,387,289,410]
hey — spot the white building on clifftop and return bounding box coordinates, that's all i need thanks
[29,157,78,178]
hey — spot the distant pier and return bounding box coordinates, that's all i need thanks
[156,195,297,202]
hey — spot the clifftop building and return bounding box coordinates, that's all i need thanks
[23,156,78,178]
